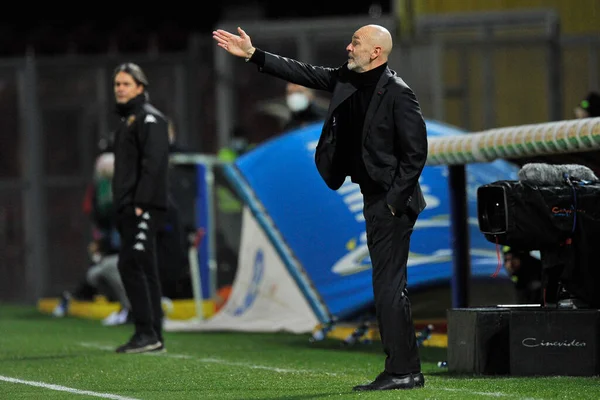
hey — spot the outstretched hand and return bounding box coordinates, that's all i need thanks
[212,27,255,59]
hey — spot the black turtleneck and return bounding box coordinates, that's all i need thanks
[116,93,146,118]
[338,63,388,195]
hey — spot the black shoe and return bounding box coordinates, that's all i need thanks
[413,372,425,388]
[116,333,161,354]
[150,342,167,353]
[352,371,416,391]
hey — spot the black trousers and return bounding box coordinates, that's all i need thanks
[116,207,165,341]
[363,192,421,375]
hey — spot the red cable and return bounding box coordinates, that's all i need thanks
[492,235,502,278]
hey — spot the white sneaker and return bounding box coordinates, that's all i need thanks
[52,304,66,317]
[102,309,129,326]
[52,292,71,317]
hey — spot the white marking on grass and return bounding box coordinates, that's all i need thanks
[443,388,506,397]
[80,343,115,351]
[440,387,544,399]
[79,342,339,376]
[77,344,548,398]
[195,357,334,375]
[0,375,140,400]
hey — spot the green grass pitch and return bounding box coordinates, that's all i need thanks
[0,304,598,399]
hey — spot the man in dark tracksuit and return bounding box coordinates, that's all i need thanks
[213,25,428,391]
[111,63,170,354]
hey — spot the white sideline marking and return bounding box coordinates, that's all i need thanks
[0,375,140,400]
[440,387,542,399]
[441,388,507,397]
[79,342,339,376]
[78,343,542,398]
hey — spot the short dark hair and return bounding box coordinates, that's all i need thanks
[113,62,149,87]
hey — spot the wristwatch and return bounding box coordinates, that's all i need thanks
[245,49,255,63]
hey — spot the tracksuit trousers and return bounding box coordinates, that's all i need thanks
[116,207,165,342]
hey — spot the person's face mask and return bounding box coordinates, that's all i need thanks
[286,92,310,112]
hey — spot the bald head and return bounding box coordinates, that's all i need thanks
[346,24,393,72]
[361,25,393,56]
